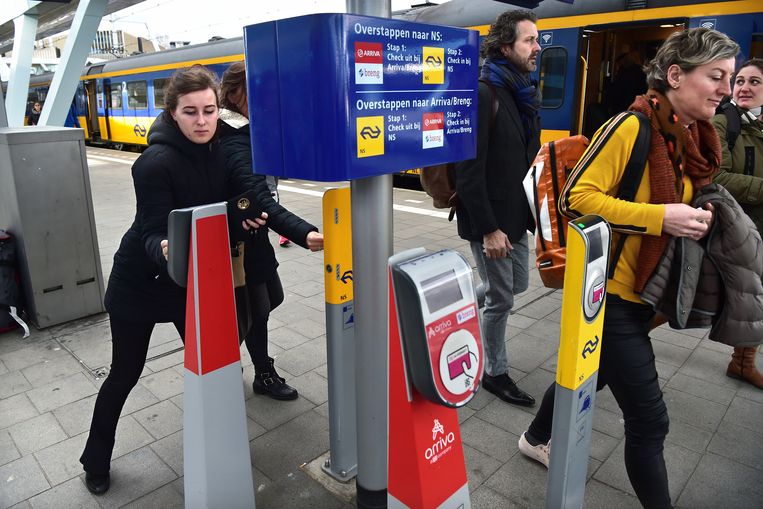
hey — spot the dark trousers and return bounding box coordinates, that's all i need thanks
[528,296,672,509]
[80,317,184,474]
[243,274,284,372]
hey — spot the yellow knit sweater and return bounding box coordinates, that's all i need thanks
[563,114,694,303]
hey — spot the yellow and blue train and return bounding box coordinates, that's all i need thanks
[17,0,763,153]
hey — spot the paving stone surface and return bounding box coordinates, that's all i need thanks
[0,148,761,508]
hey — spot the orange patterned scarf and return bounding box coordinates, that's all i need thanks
[628,90,721,293]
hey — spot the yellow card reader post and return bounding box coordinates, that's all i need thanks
[546,215,611,509]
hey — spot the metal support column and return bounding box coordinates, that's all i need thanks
[347,3,393,496]
[351,172,393,509]
[5,14,37,127]
[39,0,108,126]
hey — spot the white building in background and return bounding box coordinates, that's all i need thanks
[1,29,161,82]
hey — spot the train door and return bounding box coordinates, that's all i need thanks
[578,21,684,139]
[105,79,126,148]
[103,80,113,142]
[534,27,581,144]
[84,80,100,140]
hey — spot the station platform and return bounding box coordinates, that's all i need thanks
[0,146,761,508]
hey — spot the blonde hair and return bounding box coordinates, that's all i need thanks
[645,28,739,92]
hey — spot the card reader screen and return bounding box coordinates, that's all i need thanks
[421,269,462,314]
[587,227,603,263]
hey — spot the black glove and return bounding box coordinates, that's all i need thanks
[227,190,263,243]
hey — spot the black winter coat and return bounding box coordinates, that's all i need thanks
[104,115,252,322]
[216,110,318,285]
[454,80,539,243]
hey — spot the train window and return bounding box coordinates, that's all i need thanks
[97,83,103,109]
[127,80,148,109]
[539,47,566,109]
[110,84,123,109]
[154,78,168,109]
[75,83,87,111]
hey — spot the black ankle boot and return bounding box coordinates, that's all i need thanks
[253,358,298,401]
[84,471,110,495]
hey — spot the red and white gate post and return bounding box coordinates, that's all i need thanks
[180,203,256,508]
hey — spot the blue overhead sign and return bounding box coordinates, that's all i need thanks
[244,14,479,181]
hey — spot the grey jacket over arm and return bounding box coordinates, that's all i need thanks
[641,184,763,347]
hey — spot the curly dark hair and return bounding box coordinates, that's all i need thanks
[480,9,538,60]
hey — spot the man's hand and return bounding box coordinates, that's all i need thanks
[662,203,712,241]
[161,239,169,260]
[483,229,513,259]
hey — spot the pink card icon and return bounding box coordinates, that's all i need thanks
[447,345,471,380]
[592,282,605,304]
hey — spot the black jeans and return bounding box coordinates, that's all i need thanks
[80,317,184,474]
[528,296,672,509]
[243,274,284,372]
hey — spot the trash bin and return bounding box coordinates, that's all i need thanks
[0,126,105,328]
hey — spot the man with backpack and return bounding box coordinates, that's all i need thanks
[453,9,541,407]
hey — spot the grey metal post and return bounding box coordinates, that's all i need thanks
[351,177,393,503]
[346,2,393,505]
[39,0,108,126]
[546,377,598,509]
[5,13,37,127]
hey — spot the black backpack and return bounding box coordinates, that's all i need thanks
[0,230,25,334]
[717,98,742,151]
[419,79,499,221]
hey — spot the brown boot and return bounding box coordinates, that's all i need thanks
[726,346,763,389]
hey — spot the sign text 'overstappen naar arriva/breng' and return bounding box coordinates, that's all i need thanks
[354,22,443,42]
[356,96,473,112]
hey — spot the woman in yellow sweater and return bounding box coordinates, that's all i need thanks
[518,28,738,508]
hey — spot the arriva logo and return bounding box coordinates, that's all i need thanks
[427,318,452,338]
[424,419,455,462]
[357,48,381,58]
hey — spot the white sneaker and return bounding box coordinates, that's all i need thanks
[518,432,550,468]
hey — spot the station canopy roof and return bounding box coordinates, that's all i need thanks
[0,0,144,55]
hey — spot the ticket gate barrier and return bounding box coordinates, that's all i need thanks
[388,248,483,508]
[167,204,256,509]
[322,188,358,481]
[546,215,611,509]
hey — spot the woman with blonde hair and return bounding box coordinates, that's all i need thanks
[519,28,739,508]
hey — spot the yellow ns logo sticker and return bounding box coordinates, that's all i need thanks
[422,46,444,84]
[356,116,384,158]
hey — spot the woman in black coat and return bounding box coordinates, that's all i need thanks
[79,65,264,496]
[218,62,323,401]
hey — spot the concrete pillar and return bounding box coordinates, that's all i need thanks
[5,14,37,127]
[39,0,108,126]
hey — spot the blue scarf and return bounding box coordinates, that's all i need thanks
[480,58,541,143]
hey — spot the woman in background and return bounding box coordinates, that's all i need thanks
[712,57,763,390]
[218,62,323,401]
